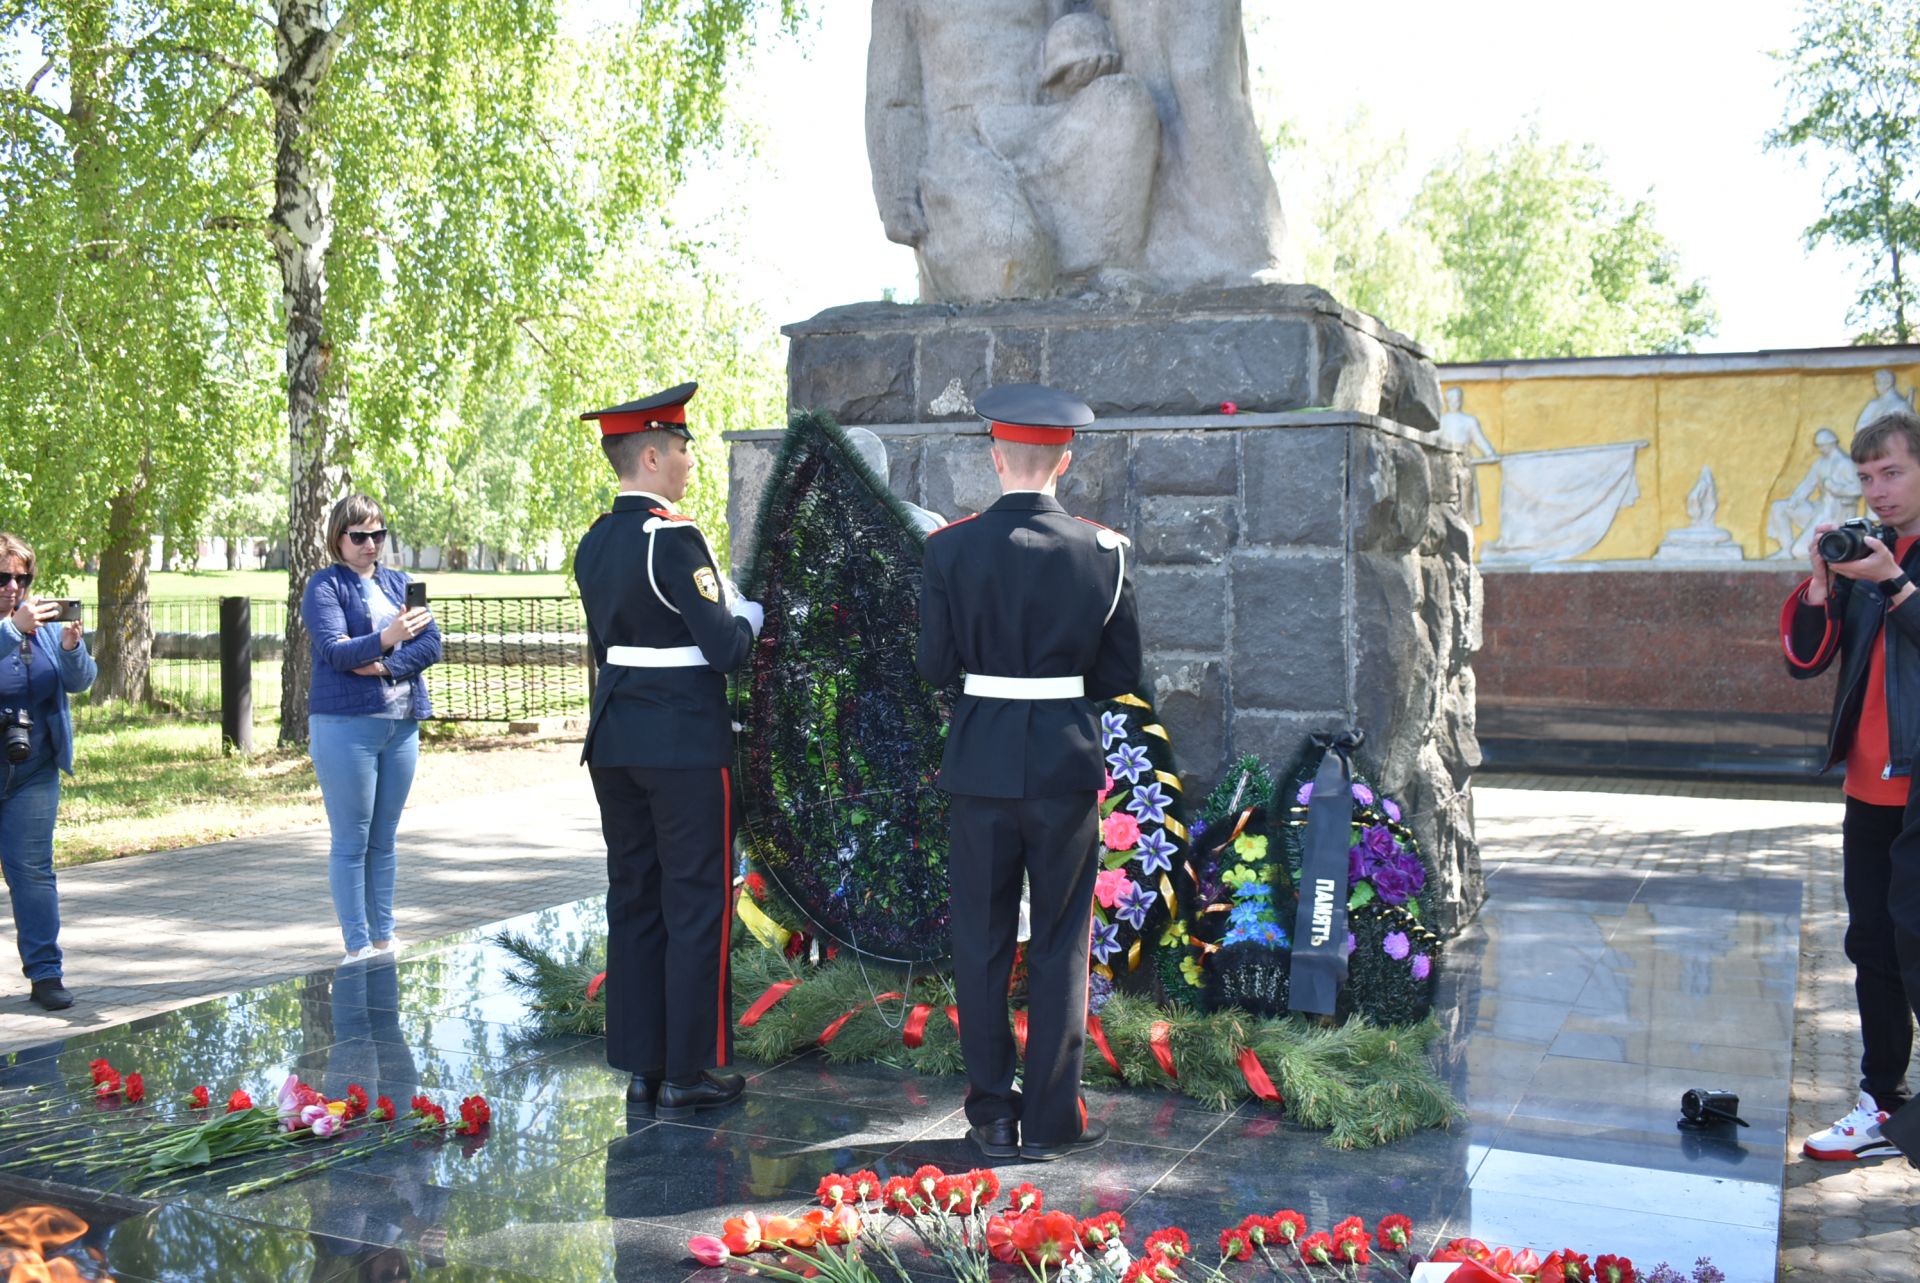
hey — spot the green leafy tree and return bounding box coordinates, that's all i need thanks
[4,1,800,741]
[1770,0,1920,342]
[1412,125,1716,361]
[1269,110,1460,350]
[0,1,276,702]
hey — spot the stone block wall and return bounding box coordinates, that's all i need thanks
[729,288,1482,928]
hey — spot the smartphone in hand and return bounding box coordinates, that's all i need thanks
[405,582,428,611]
[51,600,83,623]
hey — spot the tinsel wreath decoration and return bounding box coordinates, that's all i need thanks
[1089,696,1196,991]
[493,928,1459,1150]
[1158,754,1274,1010]
[735,409,957,965]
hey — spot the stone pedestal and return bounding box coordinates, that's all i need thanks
[726,285,1485,930]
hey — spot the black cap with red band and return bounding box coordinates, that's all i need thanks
[582,381,698,440]
[976,383,1094,445]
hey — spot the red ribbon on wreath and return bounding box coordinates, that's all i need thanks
[818,992,904,1046]
[902,1004,933,1048]
[1149,1020,1178,1080]
[947,1005,961,1036]
[1236,1047,1282,1103]
[738,979,800,1029]
[1087,1015,1121,1075]
[585,971,607,1003]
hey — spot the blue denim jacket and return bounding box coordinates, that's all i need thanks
[301,565,441,719]
[0,619,97,775]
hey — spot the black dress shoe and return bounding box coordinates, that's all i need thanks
[654,1071,746,1121]
[1020,1119,1107,1162]
[28,979,72,1011]
[626,1074,662,1109]
[967,1119,1019,1160]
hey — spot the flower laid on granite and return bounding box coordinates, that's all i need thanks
[454,1094,491,1136]
[0,1069,489,1200]
[1221,400,1240,415]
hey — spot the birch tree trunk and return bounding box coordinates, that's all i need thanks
[271,2,358,746]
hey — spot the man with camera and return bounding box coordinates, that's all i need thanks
[1782,412,1920,1160]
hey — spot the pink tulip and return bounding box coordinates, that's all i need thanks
[310,1113,342,1138]
[688,1235,730,1267]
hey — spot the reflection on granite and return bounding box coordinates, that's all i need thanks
[0,869,1799,1281]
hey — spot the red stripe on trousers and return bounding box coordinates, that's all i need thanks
[717,766,732,1068]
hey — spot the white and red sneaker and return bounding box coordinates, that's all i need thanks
[1803,1091,1901,1160]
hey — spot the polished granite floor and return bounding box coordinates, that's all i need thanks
[0,864,1799,1282]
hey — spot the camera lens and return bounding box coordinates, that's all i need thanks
[1818,527,1867,563]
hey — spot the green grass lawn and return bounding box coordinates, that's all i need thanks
[61,567,574,606]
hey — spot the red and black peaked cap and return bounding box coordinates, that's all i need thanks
[582,382,697,440]
[976,382,1095,446]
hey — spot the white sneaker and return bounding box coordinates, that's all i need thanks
[1803,1091,1901,1161]
[340,945,381,966]
[374,937,404,958]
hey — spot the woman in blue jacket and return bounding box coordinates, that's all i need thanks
[301,496,441,965]
[0,533,96,1010]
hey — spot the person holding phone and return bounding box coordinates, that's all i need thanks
[300,496,441,965]
[0,532,96,1010]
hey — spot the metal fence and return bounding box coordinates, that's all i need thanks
[70,595,589,727]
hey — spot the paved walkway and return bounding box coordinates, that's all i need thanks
[0,772,607,1053]
[3,766,1916,1280]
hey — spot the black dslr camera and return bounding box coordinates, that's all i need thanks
[1817,517,1895,564]
[0,708,30,765]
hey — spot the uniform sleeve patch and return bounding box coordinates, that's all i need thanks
[693,566,721,602]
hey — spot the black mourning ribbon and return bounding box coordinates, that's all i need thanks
[1286,730,1364,1016]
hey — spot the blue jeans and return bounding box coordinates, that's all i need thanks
[0,751,62,981]
[309,715,418,953]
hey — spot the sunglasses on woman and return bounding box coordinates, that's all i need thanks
[0,573,33,588]
[345,529,388,546]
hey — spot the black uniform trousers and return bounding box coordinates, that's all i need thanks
[949,790,1099,1147]
[1855,793,1920,1111]
[590,764,735,1081]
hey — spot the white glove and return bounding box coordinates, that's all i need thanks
[732,598,765,637]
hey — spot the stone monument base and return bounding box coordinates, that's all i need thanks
[728,285,1484,930]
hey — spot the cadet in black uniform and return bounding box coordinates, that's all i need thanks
[574,382,766,1119]
[916,383,1143,1161]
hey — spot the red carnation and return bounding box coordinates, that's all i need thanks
[1335,1234,1370,1265]
[373,1095,397,1122]
[1221,400,1240,416]
[1376,1213,1413,1252]
[1594,1254,1636,1283]
[410,1094,434,1116]
[881,1175,918,1215]
[1220,1228,1253,1261]
[1080,1211,1127,1246]
[125,1073,145,1104]
[226,1089,253,1113]
[847,1169,881,1203]
[188,1085,210,1110]
[1269,1209,1306,1243]
[934,1173,982,1213]
[94,1068,122,1100]
[455,1094,491,1135]
[1123,1256,1179,1283]
[87,1058,115,1086]
[966,1167,999,1205]
[1144,1227,1190,1259]
[817,1173,853,1206]
[1006,1182,1044,1213]
[1298,1231,1336,1267]
[344,1083,370,1121]
[910,1164,944,1197]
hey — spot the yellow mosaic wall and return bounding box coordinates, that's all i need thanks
[1446,356,1920,564]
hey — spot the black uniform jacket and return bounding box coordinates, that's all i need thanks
[1784,538,1920,777]
[916,491,1143,798]
[576,492,752,769]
